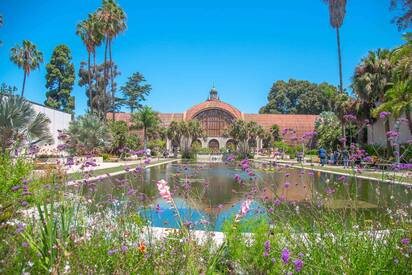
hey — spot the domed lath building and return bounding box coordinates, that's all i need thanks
[111,87,318,151]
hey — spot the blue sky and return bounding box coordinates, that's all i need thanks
[0,0,405,116]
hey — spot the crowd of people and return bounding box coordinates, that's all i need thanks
[317,147,350,168]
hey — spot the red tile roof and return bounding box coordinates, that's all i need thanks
[185,99,242,120]
[244,114,318,142]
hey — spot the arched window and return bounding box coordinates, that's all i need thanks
[208,139,220,152]
[193,109,235,137]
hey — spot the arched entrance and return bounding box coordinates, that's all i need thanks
[208,139,220,153]
[226,139,237,152]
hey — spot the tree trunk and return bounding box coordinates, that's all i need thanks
[103,37,109,119]
[21,71,27,97]
[87,51,93,113]
[336,27,343,94]
[109,40,115,121]
[406,107,412,135]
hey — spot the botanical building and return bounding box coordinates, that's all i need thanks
[112,87,318,151]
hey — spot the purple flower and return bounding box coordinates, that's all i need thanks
[293,259,304,272]
[274,199,281,206]
[281,248,290,264]
[234,174,242,183]
[401,238,410,245]
[226,154,235,162]
[380,111,391,119]
[21,242,29,248]
[343,114,357,122]
[108,249,119,255]
[121,245,128,252]
[21,201,29,207]
[284,182,290,188]
[11,185,21,192]
[144,158,151,164]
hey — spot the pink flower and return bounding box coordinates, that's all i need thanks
[235,198,253,221]
[157,179,172,204]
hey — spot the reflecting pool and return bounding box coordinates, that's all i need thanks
[79,161,412,231]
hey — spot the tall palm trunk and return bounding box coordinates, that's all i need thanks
[109,40,116,121]
[336,28,343,94]
[103,36,109,119]
[336,27,346,151]
[21,71,27,97]
[87,51,93,113]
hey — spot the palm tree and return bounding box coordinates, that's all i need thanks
[178,120,204,155]
[131,106,160,151]
[373,80,412,134]
[96,0,127,120]
[167,121,182,153]
[10,40,43,97]
[76,14,102,113]
[225,120,262,156]
[67,113,112,154]
[352,49,394,150]
[392,33,412,76]
[323,0,347,94]
[0,95,53,157]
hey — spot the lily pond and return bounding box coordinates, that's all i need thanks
[79,161,412,231]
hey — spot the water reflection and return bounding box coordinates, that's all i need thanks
[80,162,412,231]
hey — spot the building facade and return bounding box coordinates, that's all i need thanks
[113,87,318,151]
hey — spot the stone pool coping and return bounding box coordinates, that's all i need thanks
[66,159,179,186]
[253,159,412,186]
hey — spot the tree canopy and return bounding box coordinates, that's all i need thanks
[259,79,341,115]
[121,72,151,113]
[44,45,75,114]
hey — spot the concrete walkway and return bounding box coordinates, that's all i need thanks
[253,158,412,186]
[67,158,179,186]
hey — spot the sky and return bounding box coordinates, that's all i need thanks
[0,0,405,116]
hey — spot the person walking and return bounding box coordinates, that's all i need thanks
[318,147,327,166]
[342,148,350,168]
[333,150,339,165]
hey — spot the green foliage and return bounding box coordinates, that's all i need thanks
[109,121,129,155]
[78,61,119,119]
[259,79,340,115]
[131,106,161,151]
[0,95,53,156]
[390,0,412,30]
[0,156,33,223]
[352,49,393,121]
[67,114,112,155]
[315,111,342,150]
[0,82,18,95]
[44,45,75,114]
[121,72,151,113]
[147,139,166,156]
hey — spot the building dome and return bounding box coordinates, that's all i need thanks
[209,86,219,101]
